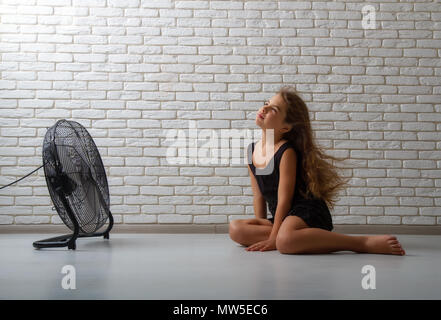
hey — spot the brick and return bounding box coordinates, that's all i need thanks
[367,216,401,225]
[365,197,399,206]
[194,215,227,224]
[350,207,383,215]
[124,214,157,223]
[15,216,50,224]
[158,214,193,223]
[158,196,192,205]
[0,216,14,224]
[173,186,207,195]
[210,205,243,215]
[385,207,418,216]
[400,197,433,206]
[420,207,441,216]
[333,216,366,224]
[402,216,436,225]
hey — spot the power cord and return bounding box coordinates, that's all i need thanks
[0,164,45,190]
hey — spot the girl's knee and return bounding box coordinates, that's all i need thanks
[275,231,289,253]
[229,219,243,240]
[229,219,243,231]
[276,230,303,254]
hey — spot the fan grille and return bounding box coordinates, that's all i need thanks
[43,120,110,235]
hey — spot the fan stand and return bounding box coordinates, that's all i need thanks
[33,189,114,250]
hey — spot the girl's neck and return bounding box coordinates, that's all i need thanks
[261,129,285,153]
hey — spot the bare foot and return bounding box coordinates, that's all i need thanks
[363,235,406,256]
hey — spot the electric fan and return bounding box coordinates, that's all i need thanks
[33,119,113,250]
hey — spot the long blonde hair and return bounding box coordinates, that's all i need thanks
[278,86,349,210]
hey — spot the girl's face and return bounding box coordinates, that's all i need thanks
[256,94,291,133]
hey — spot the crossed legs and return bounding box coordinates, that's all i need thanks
[229,216,405,255]
[229,218,273,247]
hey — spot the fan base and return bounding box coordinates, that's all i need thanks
[33,231,111,250]
[33,213,113,250]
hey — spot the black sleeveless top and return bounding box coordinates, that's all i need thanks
[247,140,307,216]
[247,140,334,231]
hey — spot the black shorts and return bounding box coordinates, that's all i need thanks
[268,198,333,231]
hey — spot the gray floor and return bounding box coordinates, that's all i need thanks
[0,233,440,300]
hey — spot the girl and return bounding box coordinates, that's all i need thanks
[229,86,405,255]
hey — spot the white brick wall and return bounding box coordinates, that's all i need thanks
[0,0,440,227]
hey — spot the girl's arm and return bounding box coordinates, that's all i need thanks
[269,148,297,240]
[248,165,267,219]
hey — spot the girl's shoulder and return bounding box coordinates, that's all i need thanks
[278,139,296,153]
[277,140,297,160]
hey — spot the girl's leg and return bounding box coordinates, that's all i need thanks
[276,216,405,255]
[229,218,273,247]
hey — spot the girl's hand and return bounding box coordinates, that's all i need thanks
[246,238,277,252]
